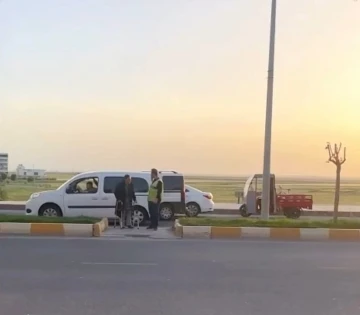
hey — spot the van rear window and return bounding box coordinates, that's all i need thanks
[163,176,184,191]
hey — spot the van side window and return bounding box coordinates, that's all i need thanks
[103,176,124,194]
[132,177,149,193]
[163,176,184,191]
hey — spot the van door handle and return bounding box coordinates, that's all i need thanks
[91,197,98,200]
[101,197,108,200]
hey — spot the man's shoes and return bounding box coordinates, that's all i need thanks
[127,225,133,229]
[153,227,158,231]
[146,226,153,230]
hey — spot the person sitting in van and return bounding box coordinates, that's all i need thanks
[85,181,97,193]
[114,175,136,229]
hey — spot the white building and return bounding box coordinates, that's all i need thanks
[0,153,8,174]
[16,164,46,178]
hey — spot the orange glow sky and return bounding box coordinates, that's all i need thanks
[1,0,359,176]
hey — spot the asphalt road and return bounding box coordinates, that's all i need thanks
[1,237,360,315]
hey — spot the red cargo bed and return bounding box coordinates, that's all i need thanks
[277,194,313,210]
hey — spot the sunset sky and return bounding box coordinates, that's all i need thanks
[1,0,359,177]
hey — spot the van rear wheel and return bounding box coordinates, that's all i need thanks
[159,203,174,221]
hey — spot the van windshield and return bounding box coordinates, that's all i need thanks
[185,185,201,193]
[57,175,82,191]
[57,180,71,191]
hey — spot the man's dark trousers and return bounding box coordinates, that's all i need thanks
[148,201,159,228]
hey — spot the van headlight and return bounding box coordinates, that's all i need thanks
[30,193,40,199]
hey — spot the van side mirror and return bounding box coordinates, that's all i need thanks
[66,186,72,194]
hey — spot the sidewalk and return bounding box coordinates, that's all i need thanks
[102,226,179,239]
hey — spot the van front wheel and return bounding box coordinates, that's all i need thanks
[159,203,174,221]
[185,202,201,217]
[39,203,62,217]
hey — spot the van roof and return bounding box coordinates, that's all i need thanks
[76,170,183,177]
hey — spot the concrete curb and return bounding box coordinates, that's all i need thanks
[93,218,108,237]
[183,226,211,239]
[0,218,108,237]
[177,222,360,241]
[174,219,183,238]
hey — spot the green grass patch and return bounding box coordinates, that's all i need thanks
[0,215,99,224]
[179,217,360,229]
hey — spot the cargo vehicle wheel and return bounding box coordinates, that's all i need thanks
[39,203,62,217]
[239,204,251,217]
[185,202,201,217]
[284,207,301,219]
[159,203,174,221]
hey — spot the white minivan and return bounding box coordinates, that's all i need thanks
[25,170,186,224]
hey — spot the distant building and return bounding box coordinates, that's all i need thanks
[0,153,8,174]
[16,164,46,178]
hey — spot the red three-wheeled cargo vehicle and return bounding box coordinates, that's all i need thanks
[239,174,313,219]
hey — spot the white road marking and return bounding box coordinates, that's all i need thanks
[81,262,158,266]
[319,266,359,271]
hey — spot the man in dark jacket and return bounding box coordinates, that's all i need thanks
[114,174,136,229]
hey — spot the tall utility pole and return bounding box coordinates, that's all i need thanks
[261,0,277,220]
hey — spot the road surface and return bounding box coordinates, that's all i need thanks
[1,237,360,315]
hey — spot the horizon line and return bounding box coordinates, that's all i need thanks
[36,170,360,180]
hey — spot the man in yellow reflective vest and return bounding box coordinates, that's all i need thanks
[147,168,163,231]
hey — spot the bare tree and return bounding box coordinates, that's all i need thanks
[325,142,347,222]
